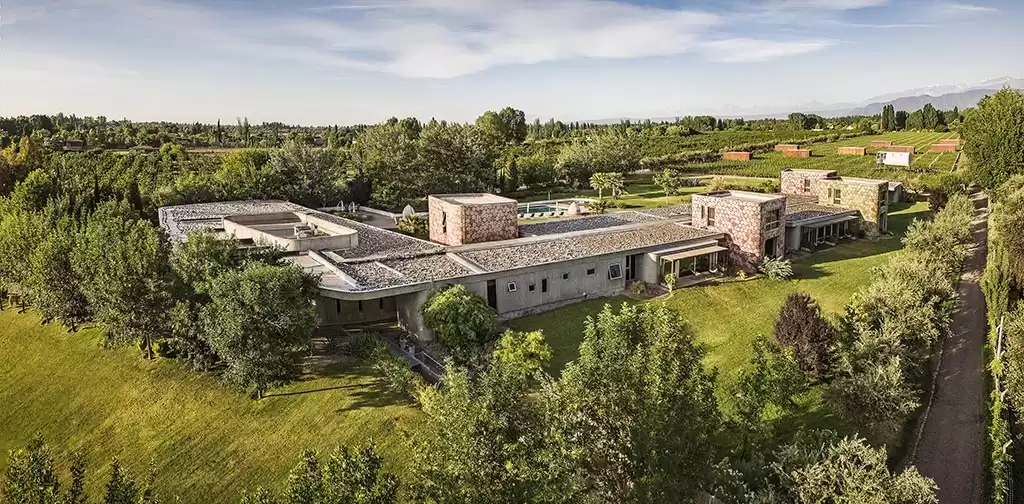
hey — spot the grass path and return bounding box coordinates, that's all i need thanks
[0,314,422,503]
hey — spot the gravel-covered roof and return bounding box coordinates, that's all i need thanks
[336,262,408,291]
[519,212,660,236]
[785,195,856,224]
[462,222,716,271]
[635,205,692,219]
[159,200,301,239]
[383,255,473,283]
[159,200,441,259]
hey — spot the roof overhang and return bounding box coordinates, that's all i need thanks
[658,245,728,262]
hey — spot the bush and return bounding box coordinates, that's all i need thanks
[774,293,836,379]
[758,257,793,280]
[346,333,385,360]
[629,281,647,297]
[397,214,428,239]
[421,285,497,365]
[826,356,920,444]
[369,346,420,399]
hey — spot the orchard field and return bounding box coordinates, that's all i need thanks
[678,131,960,183]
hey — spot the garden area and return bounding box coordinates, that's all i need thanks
[509,200,929,398]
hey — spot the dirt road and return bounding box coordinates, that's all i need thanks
[912,194,988,504]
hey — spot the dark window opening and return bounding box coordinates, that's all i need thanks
[764,237,778,259]
[486,280,498,310]
[357,300,363,313]
[336,299,341,313]
[379,298,384,309]
[541,279,548,293]
[586,268,596,276]
[562,272,570,280]
[528,284,536,292]
[608,264,622,280]
[441,211,447,234]
[625,254,638,281]
[507,282,517,292]
[707,207,716,226]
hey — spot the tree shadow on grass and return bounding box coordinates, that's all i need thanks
[263,383,367,398]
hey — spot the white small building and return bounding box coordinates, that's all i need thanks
[875,151,912,167]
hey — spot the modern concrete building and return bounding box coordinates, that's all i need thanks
[159,199,722,342]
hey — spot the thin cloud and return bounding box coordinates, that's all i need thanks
[942,2,998,13]
[701,38,831,63]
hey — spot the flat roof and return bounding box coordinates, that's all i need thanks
[831,176,889,186]
[432,193,516,205]
[700,190,786,202]
[783,168,836,174]
[518,206,691,236]
[785,194,857,225]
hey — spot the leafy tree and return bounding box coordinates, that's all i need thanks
[545,303,721,502]
[731,336,806,451]
[652,169,684,205]
[774,293,836,379]
[827,355,920,444]
[761,430,937,503]
[3,436,60,504]
[421,284,497,365]
[894,110,909,130]
[270,140,341,208]
[216,149,280,201]
[73,201,173,357]
[961,88,1024,189]
[278,446,398,504]
[417,121,491,196]
[0,205,47,305]
[27,218,90,330]
[556,134,639,187]
[993,188,1024,287]
[921,103,940,130]
[492,329,552,379]
[588,172,625,199]
[412,345,557,503]
[355,123,421,207]
[201,263,319,398]
[475,107,527,147]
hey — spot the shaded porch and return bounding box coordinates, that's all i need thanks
[654,244,727,289]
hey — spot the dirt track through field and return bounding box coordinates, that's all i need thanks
[912,194,987,504]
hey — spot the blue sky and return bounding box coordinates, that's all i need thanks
[2,0,1021,124]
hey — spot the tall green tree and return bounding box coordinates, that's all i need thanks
[73,201,173,357]
[545,303,721,502]
[774,293,836,379]
[652,169,684,205]
[270,140,341,208]
[201,263,318,398]
[961,88,1024,189]
[27,218,90,331]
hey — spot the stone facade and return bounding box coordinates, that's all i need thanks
[691,192,787,271]
[816,178,889,235]
[428,194,519,246]
[781,169,837,196]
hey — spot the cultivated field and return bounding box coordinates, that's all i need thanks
[679,131,960,183]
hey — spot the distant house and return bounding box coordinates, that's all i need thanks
[63,139,85,152]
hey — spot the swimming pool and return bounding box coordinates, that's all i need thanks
[518,204,557,214]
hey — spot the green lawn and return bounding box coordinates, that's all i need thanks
[0,312,422,503]
[510,201,930,387]
[678,131,959,183]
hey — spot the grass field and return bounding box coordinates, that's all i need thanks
[518,174,772,209]
[0,314,423,503]
[678,131,959,183]
[509,201,930,388]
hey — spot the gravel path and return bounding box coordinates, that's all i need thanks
[912,194,988,504]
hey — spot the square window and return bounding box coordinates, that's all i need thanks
[562,273,570,280]
[528,284,536,292]
[608,264,623,280]
[507,282,517,292]
[586,268,596,275]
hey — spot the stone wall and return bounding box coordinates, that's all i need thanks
[692,193,786,271]
[463,201,519,244]
[427,196,518,245]
[816,179,888,235]
[781,170,836,196]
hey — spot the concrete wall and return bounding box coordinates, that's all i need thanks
[428,197,519,245]
[317,295,397,325]
[817,179,888,235]
[223,212,358,252]
[397,290,434,341]
[692,193,786,271]
[781,170,836,196]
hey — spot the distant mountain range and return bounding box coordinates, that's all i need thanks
[584,77,1024,123]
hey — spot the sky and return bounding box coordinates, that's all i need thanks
[1,0,1022,125]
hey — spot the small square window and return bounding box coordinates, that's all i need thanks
[507,282,517,292]
[528,284,536,292]
[608,264,623,280]
[586,268,596,275]
[562,273,570,280]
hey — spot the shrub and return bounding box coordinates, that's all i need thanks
[664,273,678,292]
[369,345,419,399]
[758,257,793,280]
[346,333,384,360]
[397,214,428,239]
[826,356,920,445]
[629,281,647,297]
[589,199,612,214]
[774,293,836,379]
[422,285,498,365]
